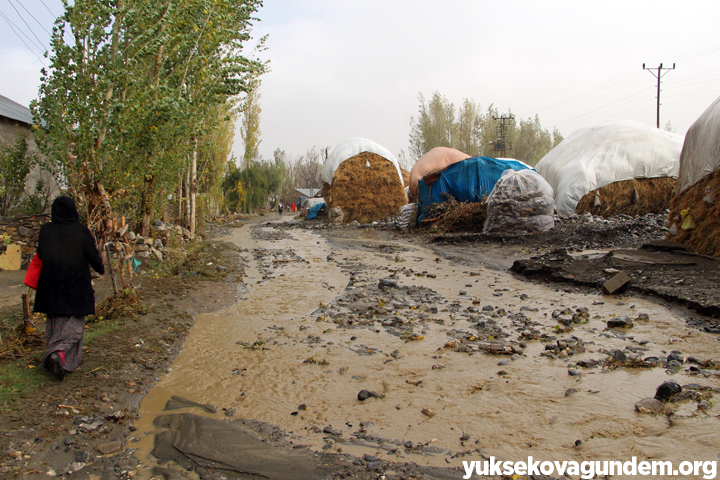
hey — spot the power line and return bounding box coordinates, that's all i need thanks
[671,44,720,63]
[6,0,48,52]
[519,68,642,118]
[554,87,648,128]
[664,90,720,98]
[39,0,57,18]
[0,11,47,66]
[15,0,52,36]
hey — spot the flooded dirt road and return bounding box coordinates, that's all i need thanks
[133,218,720,479]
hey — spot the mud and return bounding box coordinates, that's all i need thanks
[130,215,719,479]
[2,212,719,480]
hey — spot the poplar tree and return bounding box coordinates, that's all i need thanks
[33,0,267,238]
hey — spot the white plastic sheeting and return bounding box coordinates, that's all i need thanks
[678,95,720,193]
[302,197,325,209]
[483,169,555,234]
[535,120,683,216]
[322,137,403,186]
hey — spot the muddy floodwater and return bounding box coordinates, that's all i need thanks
[133,220,720,478]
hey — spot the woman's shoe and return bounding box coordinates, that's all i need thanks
[47,352,65,381]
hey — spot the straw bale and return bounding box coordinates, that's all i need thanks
[323,152,406,224]
[575,177,677,217]
[667,169,720,257]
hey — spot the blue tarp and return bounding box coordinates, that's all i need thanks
[306,202,326,220]
[417,156,532,223]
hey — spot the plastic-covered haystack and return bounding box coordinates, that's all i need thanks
[409,147,471,200]
[483,169,555,234]
[575,177,677,217]
[678,95,720,193]
[322,137,403,186]
[667,169,720,256]
[416,156,531,223]
[666,95,720,256]
[536,120,683,216]
[323,152,406,224]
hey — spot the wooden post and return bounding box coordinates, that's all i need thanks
[22,293,32,333]
[105,243,118,296]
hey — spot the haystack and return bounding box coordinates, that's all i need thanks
[323,151,406,224]
[536,120,683,216]
[576,177,677,217]
[666,95,720,256]
[416,156,531,223]
[409,147,470,201]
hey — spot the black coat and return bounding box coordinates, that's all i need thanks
[33,197,105,316]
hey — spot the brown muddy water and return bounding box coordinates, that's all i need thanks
[132,221,720,478]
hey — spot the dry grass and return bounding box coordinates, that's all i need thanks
[576,177,677,217]
[323,152,406,224]
[95,293,144,320]
[667,169,720,256]
[420,194,488,233]
[0,320,45,358]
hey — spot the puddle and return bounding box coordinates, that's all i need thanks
[132,221,720,477]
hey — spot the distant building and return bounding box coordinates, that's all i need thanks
[0,94,59,213]
[295,188,323,198]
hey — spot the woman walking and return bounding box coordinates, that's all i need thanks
[34,196,105,381]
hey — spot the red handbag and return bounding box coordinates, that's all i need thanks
[24,253,42,290]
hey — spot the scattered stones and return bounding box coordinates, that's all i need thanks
[655,381,682,402]
[421,408,436,417]
[635,398,663,413]
[565,388,578,397]
[323,426,342,435]
[378,278,398,289]
[607,316,634,328]
[611,349,627,362]
[667,353,685,363]
[96,441,122,455]
[357,390,371,401]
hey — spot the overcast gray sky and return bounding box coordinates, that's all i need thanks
[2,1,719,165]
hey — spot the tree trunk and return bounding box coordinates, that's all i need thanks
[177,178,183,225]
[138,190,152,237]
[184,167,190,228]
[189,139,197,237]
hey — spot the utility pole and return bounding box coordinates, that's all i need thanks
[643,63,675,128]
[492,114,515,158]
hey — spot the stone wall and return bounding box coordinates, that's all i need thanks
[0,214,51,269]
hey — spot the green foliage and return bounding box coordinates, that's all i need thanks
[513,115,564,166]
[222,156,287,213]
[409,92,455,159]
[0,135,38,216]
[16,180,53,216]
[222,161,243,212]
[409,92,563,165]
[241,83,262,167]
[32,0,267,232]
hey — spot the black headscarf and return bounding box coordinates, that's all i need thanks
[51,196,80,224]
